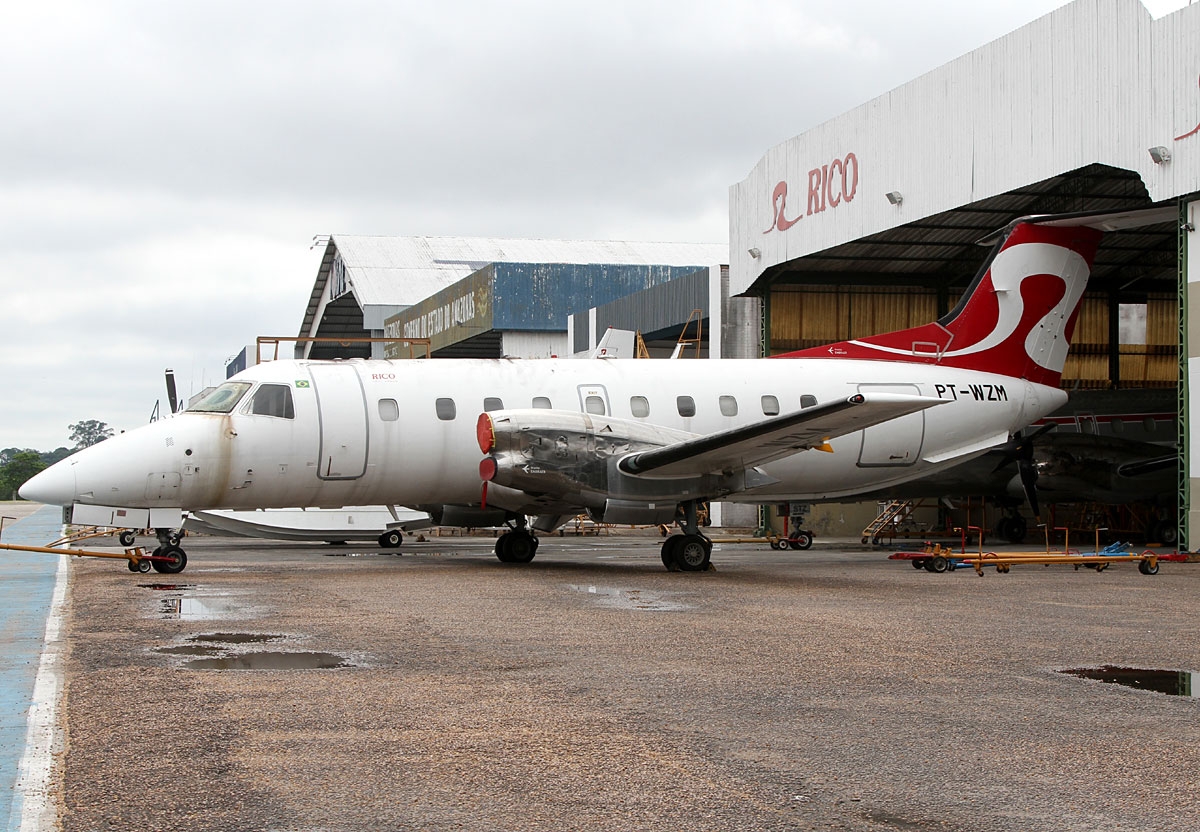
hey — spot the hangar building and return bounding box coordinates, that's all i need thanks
[295,236,726,360]
[718,0,1200,545]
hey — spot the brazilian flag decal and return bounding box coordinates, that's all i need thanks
[295,380,311,388]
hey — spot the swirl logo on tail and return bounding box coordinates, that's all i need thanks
[773,221,1103,387]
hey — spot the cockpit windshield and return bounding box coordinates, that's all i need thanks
[188,382,252,414]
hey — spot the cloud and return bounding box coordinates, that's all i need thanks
[1,0,1188,450]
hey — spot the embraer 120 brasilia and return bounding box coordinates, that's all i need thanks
[23,215,1108,572]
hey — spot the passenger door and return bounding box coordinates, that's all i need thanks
[309,364,369,480]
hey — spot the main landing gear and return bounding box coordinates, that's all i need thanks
[661,501,712,572]
[495,515,539,564]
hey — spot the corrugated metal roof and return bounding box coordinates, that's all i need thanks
[334,236,727,308]
[299,236,729,343]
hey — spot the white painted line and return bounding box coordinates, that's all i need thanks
[15,555,70,832]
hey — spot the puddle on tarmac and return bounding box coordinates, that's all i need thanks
[140,583,257,621]
[163,596,243,620]
[182,651,352,671]
[567,584,692,612]
[1060,666,1198,697]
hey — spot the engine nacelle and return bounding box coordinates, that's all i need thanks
[476,409,746,517]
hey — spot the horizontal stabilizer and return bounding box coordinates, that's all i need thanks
[618,393,947,479]
[1117,454,1178,479]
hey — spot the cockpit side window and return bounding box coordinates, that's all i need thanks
[248,384,295,419]
[189,382,252,414]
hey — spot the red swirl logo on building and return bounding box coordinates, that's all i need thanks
[763,152,859,234]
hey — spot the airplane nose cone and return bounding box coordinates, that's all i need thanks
[18,460,77,507]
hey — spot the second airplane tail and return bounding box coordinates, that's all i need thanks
[776,218,1104,387]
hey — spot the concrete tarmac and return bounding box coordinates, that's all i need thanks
[50,532,1200,831]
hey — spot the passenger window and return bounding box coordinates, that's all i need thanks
[761,395,780,416]
[800,394,817,409]
[719,395,738,417]
[435,398,456,421]
[484,397,504,412]
[630,396,650,418]
[378,399,399,421]
[677,396,696,417]
[248,384,295,419]
[532,396,552,409]
[584,395,606,415]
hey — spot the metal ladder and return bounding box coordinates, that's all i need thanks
[862,499,915,543]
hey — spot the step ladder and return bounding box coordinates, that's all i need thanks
[862,499,915,544]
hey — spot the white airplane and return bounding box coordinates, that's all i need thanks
[22,214,1110,572]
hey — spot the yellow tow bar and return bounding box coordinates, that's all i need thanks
[0,541,185,574]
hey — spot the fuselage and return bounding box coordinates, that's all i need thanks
[23,356,1066,514]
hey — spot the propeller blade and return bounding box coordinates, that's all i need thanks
[165,369,178,413]
[1018,457,1040,520]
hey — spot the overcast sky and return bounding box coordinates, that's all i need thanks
[0,0,1190,452]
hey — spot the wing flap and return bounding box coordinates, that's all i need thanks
[618,393,947,480]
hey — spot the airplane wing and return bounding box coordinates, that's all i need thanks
[618,393,948,479]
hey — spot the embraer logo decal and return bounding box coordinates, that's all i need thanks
[763,153,860,234]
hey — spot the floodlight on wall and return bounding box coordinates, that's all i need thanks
[1148,146,1171,164]
[885,191,903,205]
[748,247,762,258]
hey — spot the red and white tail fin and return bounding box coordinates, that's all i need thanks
[777,220,1103,387]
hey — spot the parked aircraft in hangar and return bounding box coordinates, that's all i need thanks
[23,212,1144,572]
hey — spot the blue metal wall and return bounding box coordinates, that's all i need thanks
[491,263,703,331]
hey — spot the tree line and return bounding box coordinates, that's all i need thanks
[0,420,114,500]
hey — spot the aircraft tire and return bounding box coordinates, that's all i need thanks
[378,530,403,548]
[152,545,188,575]
[660,537,683,571]
[789,531,814,550]
[675,534,711,572]
[995,516,1025,544]
[501,531,537,564]
[494,534,512,562]
[118,530,136,547]
[1152,520,1178,546]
